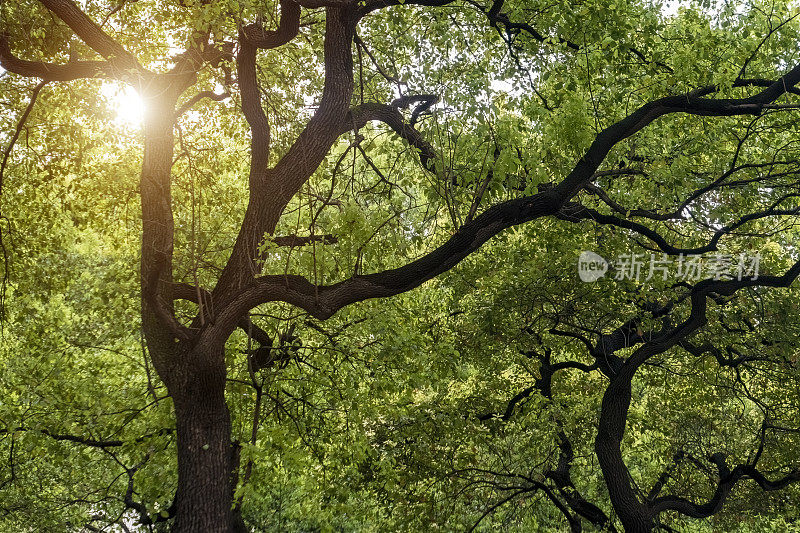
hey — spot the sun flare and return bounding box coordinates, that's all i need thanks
[101,83,144,127]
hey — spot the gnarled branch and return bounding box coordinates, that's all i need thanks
[241,0,302,49]
[0,35,119,81]
[39,0,141,69]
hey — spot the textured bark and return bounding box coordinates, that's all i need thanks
[138,78,235,532]
[211,5,356,304]
[139,85,179,373]
[170,344,234,532]
[593,265,800,532]
[595,376,655,533]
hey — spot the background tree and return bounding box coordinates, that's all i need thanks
[1,0,799,531]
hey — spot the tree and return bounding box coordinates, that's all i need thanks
[1,0,799,530]
[382,229,800,531]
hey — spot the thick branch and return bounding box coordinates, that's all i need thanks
[650,459,800,518]
[547,432,618,531]
[257,5,355,210]
[236,39,270,173]
[0,35,118,81]
[345,100,437,170]
[358,0,454,16]
[212,5,355,302]
[241,0,301,49]
[39,0,141,69]
[552,64,800,201]
[235,0,301,155]
[173,282,272,347]
[594,260,800,530]
[213,192,561,336]
[201,60,800,347]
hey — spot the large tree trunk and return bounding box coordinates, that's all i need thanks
[139,88,238,532]
[148,339,237,532]
[595,374,655,533]
[170,346,235,532]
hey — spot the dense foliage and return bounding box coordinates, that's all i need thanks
[1,0,799,530]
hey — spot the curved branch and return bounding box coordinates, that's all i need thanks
[241,0,301,49]
[358,0,454,17]
[237,38,270,172]
[0,35,118,81]
[236,192,561,321]
[175,90,230,118]
[479,346,597,421]
[594,260,800,530]
[547,432,618,531]
[345,100,437,170]
[552,64,800,202]
[258,5,355,208]
[650,460,800,518]
[212,5,355,301]
[1,80,46,196]
[586,160,800,222]
[173,282,272,347]
[474,0,580,51]
[203,60,800,347]
[235,0,301,165]
[558,200,800,256]
[39,0,141,70]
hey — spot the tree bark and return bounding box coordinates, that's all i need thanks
[138,85,237,532]
[170,345,234,532]
[595,376,655,533]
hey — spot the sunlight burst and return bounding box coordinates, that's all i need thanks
[101,83,145,127]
